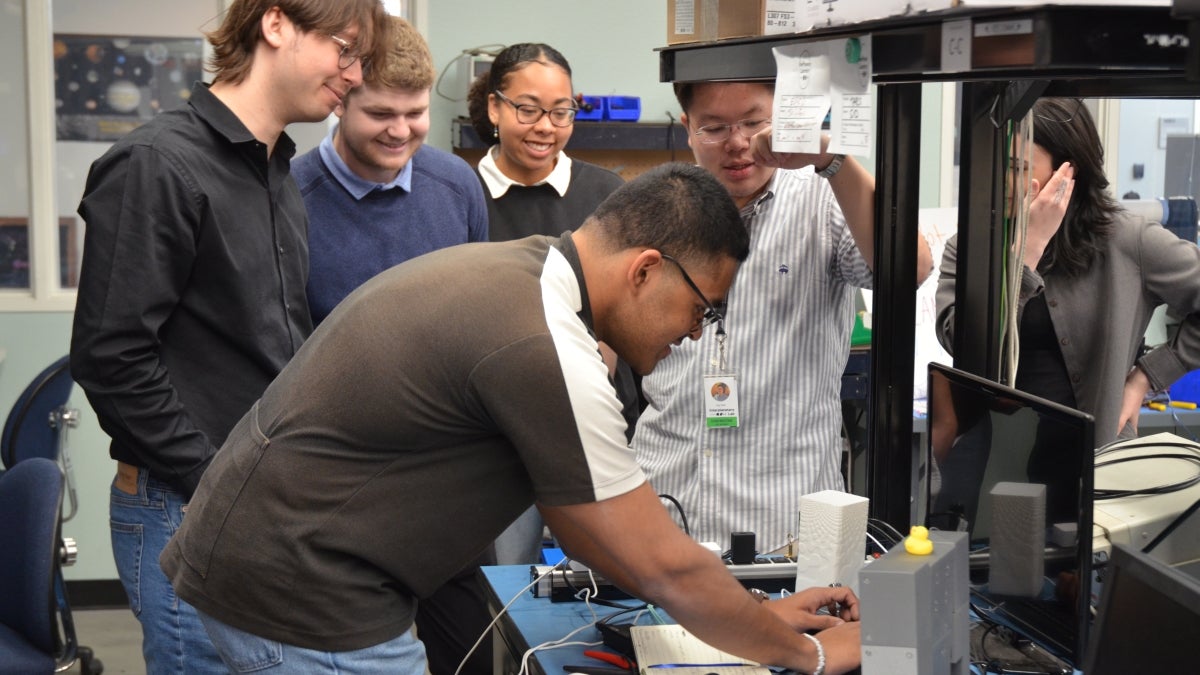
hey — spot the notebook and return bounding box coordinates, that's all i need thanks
[629,624,771,675]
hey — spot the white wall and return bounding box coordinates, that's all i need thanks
[1115,99,1193,200]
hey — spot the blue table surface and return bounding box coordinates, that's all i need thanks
[479,566,1086,675]
[481,565,635,675]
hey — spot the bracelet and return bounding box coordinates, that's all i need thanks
[816,154,846,179]
[800,632,826,675]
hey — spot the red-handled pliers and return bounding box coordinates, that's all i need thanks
[583,649,635,671]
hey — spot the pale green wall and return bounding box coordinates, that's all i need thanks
[0,313,118,581]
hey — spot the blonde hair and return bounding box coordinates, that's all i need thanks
[359,15,434,93]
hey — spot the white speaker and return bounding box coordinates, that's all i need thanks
[794,490,869,593]
[988,481,1046,597]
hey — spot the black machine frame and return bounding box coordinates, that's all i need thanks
[658,2,1200,529]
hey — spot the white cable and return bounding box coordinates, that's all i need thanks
[518,628,602,675]
[865,530,888,555]
[453,560,567,675]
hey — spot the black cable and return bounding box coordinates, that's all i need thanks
[658,493,690,536]
[1093,452,1200,498]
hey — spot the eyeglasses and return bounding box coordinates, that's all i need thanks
[493,90,577,127]
[328,34,360,70]
[661,254,723,327]
[692,117,772,145]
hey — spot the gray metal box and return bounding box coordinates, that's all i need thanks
[859,530,969,675]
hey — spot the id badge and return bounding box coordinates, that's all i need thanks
[703,373,739,428]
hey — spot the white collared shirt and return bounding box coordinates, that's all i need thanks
[477,146,573,199]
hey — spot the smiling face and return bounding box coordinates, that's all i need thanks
[681,82,775,210]
[274,19,365,124]
[333,83,430,183]
[487,61,574,185]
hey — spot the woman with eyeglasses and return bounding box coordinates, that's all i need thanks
[467,44,642,567]
[935,97,1200,448]
[467,43,624,243]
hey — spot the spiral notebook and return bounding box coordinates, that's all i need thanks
[629,625,772,675]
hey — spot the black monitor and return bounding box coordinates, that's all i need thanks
[925,363,1095,666]
[1083,543,1199,673]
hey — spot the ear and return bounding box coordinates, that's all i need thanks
[488,93,500,127]
[680,111,695,151]
[627,249,664,294]
[334,101,346,119]
[261,6,288,49]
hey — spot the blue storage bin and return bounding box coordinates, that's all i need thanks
[574,95,604,121]
[604,96,641,122]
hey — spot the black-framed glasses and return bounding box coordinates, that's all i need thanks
[493,90,577,127]
[692,117,771,144]
[328,34,360,70]
[661,254,723,327]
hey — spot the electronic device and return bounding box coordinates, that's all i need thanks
[529,556,799,602]
[925,363,1095,667]
[1082,543,1199,674]
[859,530,969,675]
[1091,431,1200,571]
[449,51,495,120]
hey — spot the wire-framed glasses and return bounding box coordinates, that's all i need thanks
[661,254,723,327]
[692,117,772,144]
[328,34,360,70]
[493,90,577,127]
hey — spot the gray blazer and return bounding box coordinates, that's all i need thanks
[935,210,1200,447]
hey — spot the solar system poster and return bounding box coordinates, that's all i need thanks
[54,34,204,142]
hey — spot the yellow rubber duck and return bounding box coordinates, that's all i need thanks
[905,526,934,556]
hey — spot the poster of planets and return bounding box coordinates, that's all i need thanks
[54,34,204,142]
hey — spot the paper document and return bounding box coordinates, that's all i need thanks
[630,624,771,675]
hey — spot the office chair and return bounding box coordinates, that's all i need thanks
[1,356,103,674]
[0,457,73,673]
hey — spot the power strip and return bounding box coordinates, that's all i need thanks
[529,558,800,601]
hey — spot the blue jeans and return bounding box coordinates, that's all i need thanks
[110,467,227,674]
[198,608,427,674]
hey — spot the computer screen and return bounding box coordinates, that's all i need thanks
[925,363,1095,666]
[1083,543,1199,673]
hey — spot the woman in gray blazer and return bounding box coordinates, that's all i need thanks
[935,97,1200,449]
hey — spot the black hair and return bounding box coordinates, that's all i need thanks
[1029,97,1117,277]
[467,43,572,147]
[672,80,774,115]
[585,162,749,266]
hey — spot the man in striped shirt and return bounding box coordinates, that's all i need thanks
[633,81,933,554]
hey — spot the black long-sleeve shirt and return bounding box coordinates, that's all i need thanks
[71,83,312,497]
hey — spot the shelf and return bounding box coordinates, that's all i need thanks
[452,117,691,152]
[658,5,1193,90]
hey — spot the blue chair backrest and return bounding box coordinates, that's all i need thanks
[0,457,63,655]
[1,356,73,469]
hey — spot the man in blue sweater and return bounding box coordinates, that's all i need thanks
[294,15,488,325]
[290,16,491,674]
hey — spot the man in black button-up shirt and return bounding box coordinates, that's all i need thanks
[69,2,389,672]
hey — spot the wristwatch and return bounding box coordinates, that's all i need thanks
[816,154,846,179]
[747,587,770,604]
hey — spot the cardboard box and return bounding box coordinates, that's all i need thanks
[667,0,719,45]
[718,0,799,40]
[668,0,799,45]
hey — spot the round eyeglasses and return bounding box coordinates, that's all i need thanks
[328,34,360,70]
[692,117,772,145]
[493,90,577,128]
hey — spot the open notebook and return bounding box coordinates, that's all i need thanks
[630,625,772,675]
